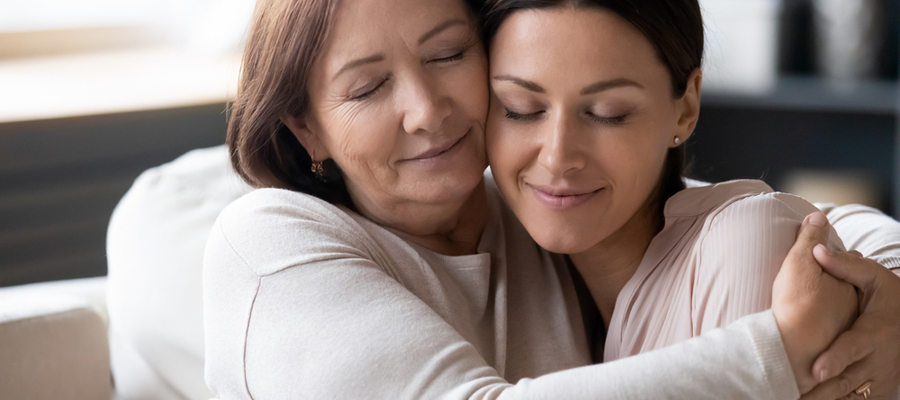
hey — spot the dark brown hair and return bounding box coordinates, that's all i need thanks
[228,0,485,206]
[481,0,703,205]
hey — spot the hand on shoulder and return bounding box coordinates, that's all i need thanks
[771,212,857,394]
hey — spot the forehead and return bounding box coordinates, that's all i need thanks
[320,0,472,64]
[490,7,666,84]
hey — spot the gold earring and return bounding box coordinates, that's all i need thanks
[310,160,325,179]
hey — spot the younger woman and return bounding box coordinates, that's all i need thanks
[483,1,900,398]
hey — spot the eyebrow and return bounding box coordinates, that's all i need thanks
[335,54,385,79]
[333,18,468,79]
[492,75,545,93]
[580,78,644,95]
[492,75,644,95]
[419,18,468,45]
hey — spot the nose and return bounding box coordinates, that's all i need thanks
[401,72,452,134]
[537,112,586,176]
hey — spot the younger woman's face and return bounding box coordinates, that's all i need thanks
[486,7,700,254]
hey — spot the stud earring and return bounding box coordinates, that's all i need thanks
[673,137,681,145]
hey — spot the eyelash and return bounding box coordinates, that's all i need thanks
[504,109,628,125]
[351,79,387,101]
[505,109,541,121]
[431,51,464,64]
[588,113,628,125]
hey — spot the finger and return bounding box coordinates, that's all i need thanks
[801,361,869,400]
[813,329,875,382]
[814,245,879,290]
[796,212,831,248]
[849,250,863,257]
[784,213,831,276]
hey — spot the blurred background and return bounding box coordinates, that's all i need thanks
[694,0,899,221]
[0,0,898,286]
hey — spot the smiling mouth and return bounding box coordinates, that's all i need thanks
[403,131,468,162]
[528,184,602,210]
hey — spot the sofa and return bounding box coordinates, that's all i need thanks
[0,146,252,400]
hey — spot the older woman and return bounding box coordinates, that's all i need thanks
[203,0,900,398]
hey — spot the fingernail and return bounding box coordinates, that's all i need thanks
[818,368,829,382]
[808,212,827,227]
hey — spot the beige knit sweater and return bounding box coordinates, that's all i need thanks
[202,179,810,399]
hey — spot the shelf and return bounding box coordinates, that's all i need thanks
[703,76,899,115]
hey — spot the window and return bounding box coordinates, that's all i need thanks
[0,0,255,122]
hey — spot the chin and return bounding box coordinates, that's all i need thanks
[419,162,486,203]
[528,224,593,255]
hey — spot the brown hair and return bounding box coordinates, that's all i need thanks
[227,0,351,205]
[482,0,702,206]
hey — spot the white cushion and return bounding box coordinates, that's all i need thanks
[106,145,252,400]
[0,276,109,325]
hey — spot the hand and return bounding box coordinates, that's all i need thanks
[772,212,858,394]
[800,248,900,400]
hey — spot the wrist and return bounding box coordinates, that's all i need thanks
[773,307,819,393]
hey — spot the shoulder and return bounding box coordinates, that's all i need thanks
[679,180,839,267]
[711,192,817,235]
[682,180,844,272]
[667,179,820,233]
[219,188,361,231]
[209,188,377,276]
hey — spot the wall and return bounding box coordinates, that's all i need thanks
[0,103,226,287]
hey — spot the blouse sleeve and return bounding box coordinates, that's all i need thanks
[692,192,846,333]
[203,191,799,400]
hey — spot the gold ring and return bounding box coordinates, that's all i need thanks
[854,381,871,399]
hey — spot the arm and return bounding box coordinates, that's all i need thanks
[820,203,900,274]
[203,191,802,400]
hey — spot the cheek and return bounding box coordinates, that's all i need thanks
[601,124,672,195]
[486,104,521,174]
[450,56,490,125]
[319,104,400,174]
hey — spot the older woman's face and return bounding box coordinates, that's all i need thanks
[290,0,488,221]
[486,8,699,254]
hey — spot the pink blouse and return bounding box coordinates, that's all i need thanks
[604,179,845,361]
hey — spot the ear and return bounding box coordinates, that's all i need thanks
[672,68,702,147]
[281,113,331,161]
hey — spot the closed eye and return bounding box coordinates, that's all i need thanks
[431,51,464,64]
[350,78,388,101]
[587,112,628,125]
[505,109,543,121]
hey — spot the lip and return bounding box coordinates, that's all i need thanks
[402,131,468,163]
[528,183,602,210]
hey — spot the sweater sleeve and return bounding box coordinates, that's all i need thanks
[818,203,900,271]
[203,191,799,400]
